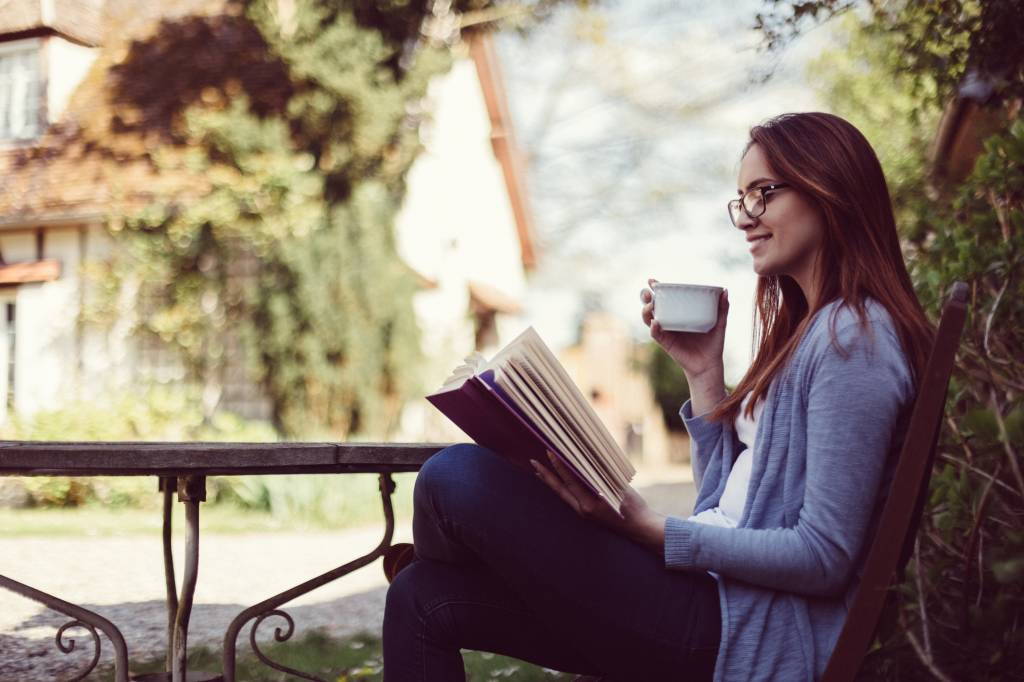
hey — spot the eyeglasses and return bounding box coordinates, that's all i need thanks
[727,183,791,226]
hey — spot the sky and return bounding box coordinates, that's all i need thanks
[495,0,834,384]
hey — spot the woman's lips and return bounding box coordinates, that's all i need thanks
[748,235,772,252]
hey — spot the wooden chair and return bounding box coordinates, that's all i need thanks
[820,283,968,681]
[574,282,969,682]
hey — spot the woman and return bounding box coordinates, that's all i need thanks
[382,112,933,681]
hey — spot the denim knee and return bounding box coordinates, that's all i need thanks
[414,443,493,514]
[384,560,420,624]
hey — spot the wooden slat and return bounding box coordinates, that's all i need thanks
[0,441,449,476]
[820,282,968,682]
[0,259,61,285]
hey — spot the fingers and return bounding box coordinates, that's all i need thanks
[545,451,602,513]
[530,458,582,514]
[640,282,654,327]
[714,288,729,331]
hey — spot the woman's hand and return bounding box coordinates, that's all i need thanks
[531,451,665,555]
[641,278,729,414]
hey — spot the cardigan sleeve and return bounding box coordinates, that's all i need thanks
[679,399,727,493]
[665,317,914,597]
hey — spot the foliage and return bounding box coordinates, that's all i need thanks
[86,0,577,439]
[757,0,1024,104]
[642,342,691,432]
[89,0,445,439]
[0,385,417,526]
[888,121,1024,680]
[0,386,277,508]
[804,13,942,239]
[216,471,416,527]
[784,4,1024,679]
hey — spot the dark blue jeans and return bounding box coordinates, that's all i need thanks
[382,444,721,681]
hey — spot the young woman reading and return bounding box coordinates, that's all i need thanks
[381,112,933,681]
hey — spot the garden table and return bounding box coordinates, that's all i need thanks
[0,441,446,682]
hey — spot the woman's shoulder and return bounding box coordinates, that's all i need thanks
[810,296,897,336]
[803,296,904,361]
[796,296,915,405]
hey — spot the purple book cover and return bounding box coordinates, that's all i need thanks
[426,370,599,494]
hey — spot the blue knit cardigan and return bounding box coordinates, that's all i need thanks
[665,298,915,681]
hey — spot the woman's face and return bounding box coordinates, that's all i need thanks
[735,143,826,295]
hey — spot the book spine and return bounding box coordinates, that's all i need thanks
[426,376,548,470]
[478,372,602,498]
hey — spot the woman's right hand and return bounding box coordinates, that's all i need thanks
[640,278,728,383]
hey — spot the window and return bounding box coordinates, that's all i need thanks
[0,46,41,140]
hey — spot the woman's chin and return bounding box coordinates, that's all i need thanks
[751,260,774,277]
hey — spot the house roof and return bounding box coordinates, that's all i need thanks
[0,0,105,46]
[469,32,538,271]
[0,0,284,227]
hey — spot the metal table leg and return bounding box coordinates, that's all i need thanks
[221,473,398,682]
[161,476,179,674]
[0,573,131,681]
[135,475,221,682]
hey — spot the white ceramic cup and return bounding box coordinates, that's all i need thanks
[652,282,724,333]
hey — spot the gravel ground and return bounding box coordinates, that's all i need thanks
[0,470,695,681]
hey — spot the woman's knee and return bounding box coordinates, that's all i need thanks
[414,443,498,512]
[384,561,422,625]
[383,560,466,638]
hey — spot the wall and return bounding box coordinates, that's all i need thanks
[393,50,530,441]
[45,35,97,124]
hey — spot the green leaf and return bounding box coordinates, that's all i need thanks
[992,557,1024,585]
[963,407,1000,441]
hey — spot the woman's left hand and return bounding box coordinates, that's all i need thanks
[531,451,666,555]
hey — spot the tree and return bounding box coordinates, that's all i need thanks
[642,342,691,433]
[85,0,574,437]
[759,2,1024,678]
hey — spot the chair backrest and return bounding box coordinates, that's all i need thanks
[820,282,969,682]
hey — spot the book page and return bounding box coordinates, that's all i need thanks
[503,357,624,497]
[428,326,635,506]
[496,361,619,502]
[512,331,634,484]
[433,352,490,393]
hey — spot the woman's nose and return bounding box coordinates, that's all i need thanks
[735,211,758,231]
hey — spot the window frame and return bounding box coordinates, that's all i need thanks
[0,38,44,142]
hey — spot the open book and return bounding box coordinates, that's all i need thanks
[426,327,635,511]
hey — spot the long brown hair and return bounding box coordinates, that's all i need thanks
[708,112,934,423]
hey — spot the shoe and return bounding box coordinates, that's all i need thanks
[383,542,416,583]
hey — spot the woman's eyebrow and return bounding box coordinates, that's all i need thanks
[738,177,776,194]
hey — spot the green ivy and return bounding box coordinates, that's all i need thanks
[801,6,1024,678]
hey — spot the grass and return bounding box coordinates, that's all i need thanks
[101,630,575,681]
[0,473,417,537]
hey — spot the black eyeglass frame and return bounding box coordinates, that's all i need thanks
[727,182,791,226]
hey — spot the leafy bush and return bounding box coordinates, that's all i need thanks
[1,385,278,509]
[641,342,691,432]
[876,120,1024,680]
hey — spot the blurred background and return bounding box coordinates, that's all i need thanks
[0,0,1020,680]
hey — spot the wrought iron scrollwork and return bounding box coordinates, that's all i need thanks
[54,619,102,682]
[248,610,326,682]
[222,472,398,681]
[0,575,130,682]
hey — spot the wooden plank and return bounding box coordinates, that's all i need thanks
[0,441,450,476]
[335,442,447,466]
[0,259,61,285]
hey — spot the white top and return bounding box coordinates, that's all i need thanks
[688,393,764,529]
